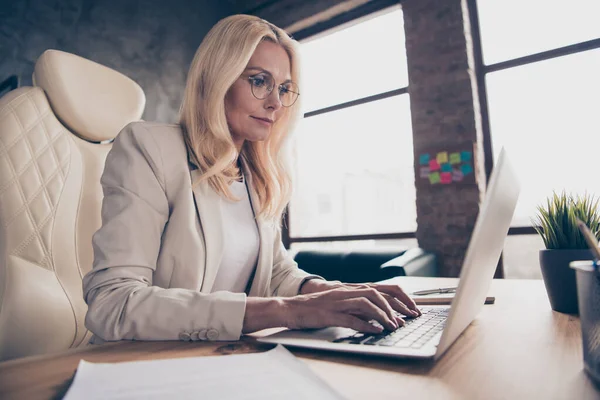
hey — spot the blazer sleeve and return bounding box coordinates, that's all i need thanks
[267,226,324,297]
[83,123,246,342]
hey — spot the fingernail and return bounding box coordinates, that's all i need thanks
[411,310,419,316]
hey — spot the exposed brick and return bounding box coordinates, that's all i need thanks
[403,0,485,277]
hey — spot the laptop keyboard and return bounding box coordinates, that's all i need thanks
[333,307,449,349]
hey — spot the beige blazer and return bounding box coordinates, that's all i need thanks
[83,121,318,343]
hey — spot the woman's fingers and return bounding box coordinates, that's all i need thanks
[329,287,397,323]
[287,286,424,332]
[330,283,421,316]
[344,284,419,317]
[336,297,398,331]
[330,313,384,334]
[289,305,386,334]
[382,293,413,319]
[373,284,421,315]
[361,288,398,322]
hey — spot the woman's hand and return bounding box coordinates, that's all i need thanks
[282,287,405,334]
[298,278,344,294]
[300,279,421,319]
[342,282,421,318]
[243,287,403,334]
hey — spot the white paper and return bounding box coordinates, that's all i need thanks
[63,344,345,400]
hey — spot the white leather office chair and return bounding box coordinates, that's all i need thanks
[0,50,145,361]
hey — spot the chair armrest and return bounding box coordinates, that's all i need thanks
[294,249,408,283]
[380,248,437,277]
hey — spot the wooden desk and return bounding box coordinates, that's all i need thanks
[0,277,597,400]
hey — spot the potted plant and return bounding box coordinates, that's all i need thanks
[533,192,600,314]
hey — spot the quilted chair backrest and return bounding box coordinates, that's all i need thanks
[0,50,145,361]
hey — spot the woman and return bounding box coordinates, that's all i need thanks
[83,14,420,343]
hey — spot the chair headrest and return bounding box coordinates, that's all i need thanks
[33,49,145,142]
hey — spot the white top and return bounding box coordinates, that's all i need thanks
[211,176,260,293]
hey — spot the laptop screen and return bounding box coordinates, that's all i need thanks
[435,148,520,359]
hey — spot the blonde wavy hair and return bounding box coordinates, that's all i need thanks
[179,14,301,224]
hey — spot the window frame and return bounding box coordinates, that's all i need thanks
[467,0,600,237]
[283,1,414,249]
[282,0,600,249]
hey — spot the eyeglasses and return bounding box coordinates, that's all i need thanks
[246,73,300,107]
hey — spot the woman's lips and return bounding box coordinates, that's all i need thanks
[251,116,273,126]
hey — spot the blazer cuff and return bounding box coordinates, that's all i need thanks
[190,291,247,341]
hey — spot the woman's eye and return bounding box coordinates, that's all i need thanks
[251,77,266,87]
[279,86,290,95]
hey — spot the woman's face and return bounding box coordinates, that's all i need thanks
[225,40,292,150]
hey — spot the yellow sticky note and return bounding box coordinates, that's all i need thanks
[449,152,461,164]
[436,152,448,164]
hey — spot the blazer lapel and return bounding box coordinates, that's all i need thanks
[190,168,224,293]
[241,160,272,297]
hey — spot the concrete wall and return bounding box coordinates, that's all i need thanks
[0,0,233,123]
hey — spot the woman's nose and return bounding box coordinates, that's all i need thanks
[265,89,283,110]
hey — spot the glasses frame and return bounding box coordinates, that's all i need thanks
[245,72,300,107]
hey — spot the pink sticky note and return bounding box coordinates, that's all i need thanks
[440,172,452,184]
[429,159,440,171]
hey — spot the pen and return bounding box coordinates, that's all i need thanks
[412,287,457,296]
[576,218,600,260]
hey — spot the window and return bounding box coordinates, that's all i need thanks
[477,0,600,65]
[299,9,409,113]
[476,0,600,278]
[486,50,600,227]
[288,7,415,249]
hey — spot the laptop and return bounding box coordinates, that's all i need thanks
[258,148,520,360]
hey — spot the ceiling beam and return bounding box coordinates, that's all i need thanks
[283,0,373,33]
[238,0,377,34]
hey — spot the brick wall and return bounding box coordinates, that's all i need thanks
[403,0,486,277]
[0,0,232,123]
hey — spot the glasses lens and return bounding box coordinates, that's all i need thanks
[248,74,299,107]
[249,74,274,100]
[279,82,299,107]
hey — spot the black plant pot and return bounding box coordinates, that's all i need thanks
[540,249,594,314]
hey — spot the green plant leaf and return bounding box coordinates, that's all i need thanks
[531,191,600,249]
